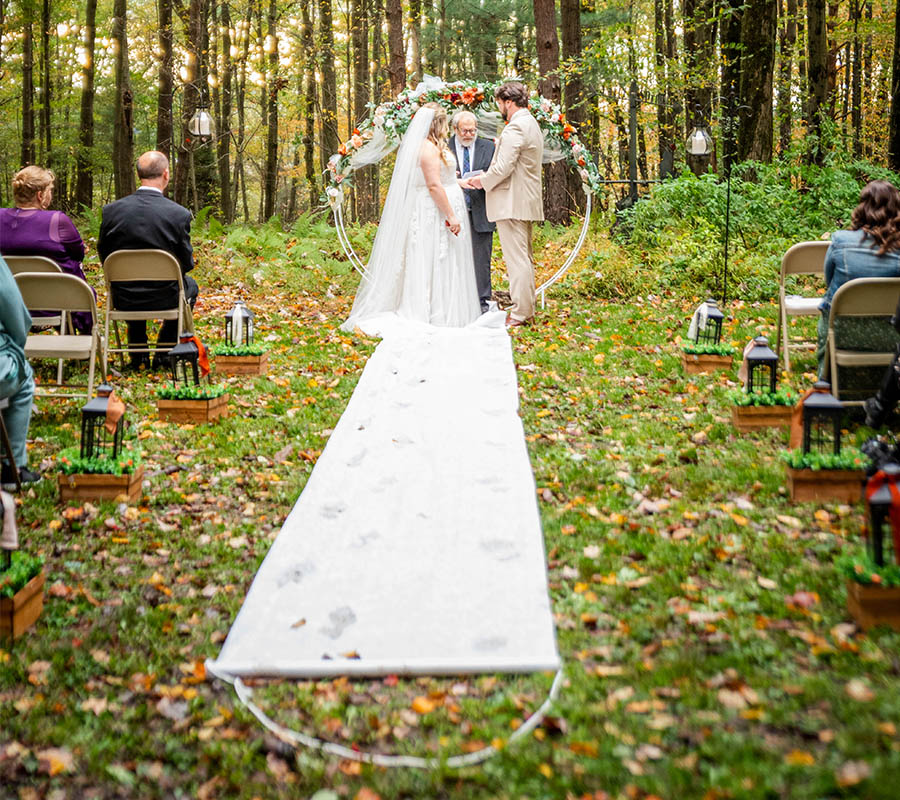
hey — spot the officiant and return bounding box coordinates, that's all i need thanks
[450,111,495,313]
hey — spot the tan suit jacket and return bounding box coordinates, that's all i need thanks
[480,109,544,222]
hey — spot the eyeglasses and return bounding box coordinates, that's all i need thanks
[459,127,477,135]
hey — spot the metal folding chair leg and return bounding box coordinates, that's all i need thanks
[0,402,22,493]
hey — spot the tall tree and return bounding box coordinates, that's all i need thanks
[111,0,135,198]
[173,0,203,207]
[263,0,279,219]
[409,0,423,83]
[560,0,583,212]
[806,0,828,163]
[318,0,339,171]
[39,0,51,163]
[737,0,776,162]
[890,0,900,171]
[654,0,676,178]
[533,0,567,224]
[683,0,717,175]
[21,0,36,166]
[156,0,175,162]
[386,0,405,95]
[215,0,233,221]
[850,0,862,157]
[352,0,376,222]
[74,0,97,209]
[776,0,797,154]
[301,0,318,211]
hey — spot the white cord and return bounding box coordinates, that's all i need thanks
[207,660,564,770]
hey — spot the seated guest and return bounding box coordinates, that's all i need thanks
[0,165,95,333]
[816,180,900,377]
[97,151,198,371]
[0,255,39,490]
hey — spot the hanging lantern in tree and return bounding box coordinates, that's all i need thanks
[692,299,725,346]
[865,463,900,567]
[168,335,201,387]
[746,336,778,395]
[801,381,844,456]
[80,384,124,460]
[225,301,254,347]
[188,105,214,143]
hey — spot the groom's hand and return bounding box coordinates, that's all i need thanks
[468,175,483,190]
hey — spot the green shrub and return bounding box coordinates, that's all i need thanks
[780,447,868,471]
[837,550,900,588]
[0,552,44,598]
[57,445,141,476]
[682,343,736,356]
[730,388,799,407]
[214,344,267,357]
[156,385,226,401]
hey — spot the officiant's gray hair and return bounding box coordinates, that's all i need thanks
[452,110,477,130]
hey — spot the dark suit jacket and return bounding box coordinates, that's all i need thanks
[449,135,496,234]
[98,189,195,310]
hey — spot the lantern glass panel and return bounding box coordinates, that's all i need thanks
[79,384,124,460]
[746,336,778,395]
[693,299,724,346]
[801,382,843,455]
[866,464,900,566]
[225,302,254,347]
[169,339,200,387]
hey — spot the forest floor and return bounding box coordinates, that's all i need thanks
[1,218,899,800]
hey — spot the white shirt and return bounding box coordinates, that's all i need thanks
[454,138,475,175]
[137,185,163,194]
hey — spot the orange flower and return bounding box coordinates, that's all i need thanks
[338,143,348,156]
[577,157,586,166]
[563,123,575,134]
[353,128,361,136]
[563,131,570,140]
[461,87,477,104]
[871,573,882,584]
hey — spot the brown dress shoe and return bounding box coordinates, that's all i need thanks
[505,316,531,328]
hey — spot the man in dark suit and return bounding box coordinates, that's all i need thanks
[98,151,198,370]
[449,111,495,313]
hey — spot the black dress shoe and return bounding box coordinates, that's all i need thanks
[864,396,887,428]
[1,464,41,491]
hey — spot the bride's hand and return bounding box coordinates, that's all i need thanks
[457,177,473,190]
[446,216,461,236]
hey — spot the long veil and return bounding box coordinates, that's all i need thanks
[341,106,436,332]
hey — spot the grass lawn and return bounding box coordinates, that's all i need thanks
[2,217,899,799]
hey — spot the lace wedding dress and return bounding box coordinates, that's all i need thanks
[342,107,483,334]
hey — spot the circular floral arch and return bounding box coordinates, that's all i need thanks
[325,78,598,303]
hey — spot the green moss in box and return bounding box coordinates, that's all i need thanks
[682,343,736,356]
[780,447,868,471]
[730,388,799,407]
[58,445,141,476]
[214,344,267,357]
[156,385,227,401]
[837,551,900,588]
[0,552,44,598]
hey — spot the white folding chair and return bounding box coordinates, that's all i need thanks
[776,241,830,372]
[101,249,188,369]
[15,273,105,400]
[4,255,63,275]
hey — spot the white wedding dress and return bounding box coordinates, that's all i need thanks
[342,107,485,335]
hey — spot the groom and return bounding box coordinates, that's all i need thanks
[470,81,544,327]
[449,111,496,313]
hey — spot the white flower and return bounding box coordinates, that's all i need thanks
[579,168,590,183]
[540,98,551,113]
[326,186,344,209]
[550,113,560,123]
[571,143,582,156]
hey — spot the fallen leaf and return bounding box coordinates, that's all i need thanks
[845,679,875,702]
[411,696,435,714]
[784,750,815,766]
[718,689,748,710]
[80,697,109,716]
[757,576,777,590]
[835,760,872,787]
[36,747,75,776]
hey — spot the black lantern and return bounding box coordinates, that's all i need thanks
[168,335,200,387]
[746,336,778,395]
[801,381,844,455]
[225,301,254,347]
[693,299,724,346]
[80,384,124,460]
[866,463,900,567]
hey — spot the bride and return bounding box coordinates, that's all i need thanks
[341,103,483,333]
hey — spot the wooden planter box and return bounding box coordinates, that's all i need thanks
[846,580,900,631]
[732,404,794,432]
[215,353,268,376]
[58,465,144,503]
[1,570,45,640]
[785,466,865,503]
[157,393,229,424]
[681,352,733,375]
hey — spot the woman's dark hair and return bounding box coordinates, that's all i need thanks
[494,81,530,108]
[851,180,900,255]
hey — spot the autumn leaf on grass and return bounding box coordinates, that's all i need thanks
[836,760,872,787]
[36,747,75,776]
[411,696,436,714]
[784,750,815,766]
[354,789,382,800]
[845,679,875,702]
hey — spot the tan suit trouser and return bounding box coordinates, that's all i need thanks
[495,219,535,321]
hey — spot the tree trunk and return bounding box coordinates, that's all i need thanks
[737,0,777,162]
[74,0,97,209]
[39,0,51,164]
[215,0,232,221]
[112,0,135,198]
[561,0,583,212]
[173,0,202,207]
[654,0,675,178]
[776,0,797,154]
[533,0,567,224]
[21,0,35,166]
[720,0,742,171]
[889,0,900,170]
[352,0,376,222]
[301,0,318,211]
[263,0,278,220]
[437,0,447,78]
[408,0,422,83]
[386,0,405,95]
[156,0,174,162]
[318,0,339,172]
[806,0,828,163]
[683,0,717,175]
[850,0,862,157]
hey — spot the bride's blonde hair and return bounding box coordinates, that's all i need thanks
[424,102,450,164]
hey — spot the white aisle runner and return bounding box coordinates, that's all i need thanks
[209,319,559,679]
